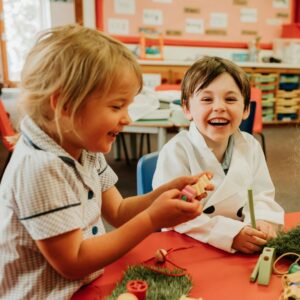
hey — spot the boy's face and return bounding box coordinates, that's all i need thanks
[183,72,249,149]
[59,68,140,160]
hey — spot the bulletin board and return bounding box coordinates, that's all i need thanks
[96,0,292,49]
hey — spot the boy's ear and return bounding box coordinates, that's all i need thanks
[242,104,250,120]
[182,100,193,121]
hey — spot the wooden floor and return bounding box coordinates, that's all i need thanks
[0,125,299,213]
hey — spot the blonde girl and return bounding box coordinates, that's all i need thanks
[0,25,208,299]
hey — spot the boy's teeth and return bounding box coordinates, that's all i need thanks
[209,119,229,125]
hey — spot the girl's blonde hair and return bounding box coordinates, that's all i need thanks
[19,24,142,139]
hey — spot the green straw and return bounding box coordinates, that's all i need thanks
[248,189,256,229]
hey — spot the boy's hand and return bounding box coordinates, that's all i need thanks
[232,226,267,254]
[256,220,279,240]
[146,189,203,231]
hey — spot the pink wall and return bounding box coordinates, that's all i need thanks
[99,0,291,46]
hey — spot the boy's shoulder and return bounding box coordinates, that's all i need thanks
[167,129,190,143]
[162,129,191,149]
[237,130,260,146]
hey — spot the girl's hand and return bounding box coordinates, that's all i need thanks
[232,226,267,254]
[163,172,214,196]
[146,189,203,231]
[256,220,279,240]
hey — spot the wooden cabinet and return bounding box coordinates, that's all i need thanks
[140,61,300,125]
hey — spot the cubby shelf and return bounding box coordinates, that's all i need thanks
[139,61,300,125]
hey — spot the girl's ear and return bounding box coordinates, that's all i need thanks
[242,104,250,120]
[182,100,193,121]
[50,93,59,111]
[50,92,69,116]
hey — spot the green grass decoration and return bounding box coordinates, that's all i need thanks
[108,265,192,300]
[266,225,300,257]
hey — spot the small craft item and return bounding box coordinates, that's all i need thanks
[126,280,148,300]
[279,264,300,300]
[143,246,193,276]
[272,252,300,299]
[117,292,138,300]
[250,247,276,285]
[273,252,300,275]
[280,284,300,300]
[180,174,211,202]
[179,296,203,300]
[247,188,256,229]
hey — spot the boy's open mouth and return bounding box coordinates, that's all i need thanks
[208,118,230,126]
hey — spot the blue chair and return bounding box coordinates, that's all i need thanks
[136,152,158,195]
[239,101,256,134]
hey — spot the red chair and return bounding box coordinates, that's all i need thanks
[250,87,266,157]
[155,84,181,91]
[0,100,15,181]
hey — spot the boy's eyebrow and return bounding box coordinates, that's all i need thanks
[199,89,240,94]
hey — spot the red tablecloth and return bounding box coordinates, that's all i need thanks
[72,212,300,300]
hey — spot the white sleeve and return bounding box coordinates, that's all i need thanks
[173,214,245,253]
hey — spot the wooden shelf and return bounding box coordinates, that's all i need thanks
[140,61,300,126]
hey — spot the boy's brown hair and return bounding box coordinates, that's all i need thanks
[181,56,250,111]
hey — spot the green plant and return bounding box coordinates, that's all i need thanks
[266,225,300,257]
[108,265,192,300]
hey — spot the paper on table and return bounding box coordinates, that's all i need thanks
[128,87,160,121]
[155,90,181,103]
[140,109,172,120]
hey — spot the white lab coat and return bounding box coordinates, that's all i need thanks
[153,121,284,253]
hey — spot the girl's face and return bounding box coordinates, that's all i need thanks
[58,68,140,160]
[184,72,249,149]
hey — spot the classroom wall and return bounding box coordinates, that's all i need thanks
[99,0,291,47]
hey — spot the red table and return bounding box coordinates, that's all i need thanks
[72,212,300,300]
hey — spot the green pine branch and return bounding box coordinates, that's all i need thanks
[266,225,300,256]
[108,265,192,300]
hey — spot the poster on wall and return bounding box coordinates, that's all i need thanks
[210,13,228,28]
[108,18,129,35]
[240,8,257,23]
[114,0,135,15]
[185,18,204,33]
[273,0,289,8]
[143,9,163,25]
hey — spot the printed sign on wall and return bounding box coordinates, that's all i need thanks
[114,0,135,15]
[143,9,163,25]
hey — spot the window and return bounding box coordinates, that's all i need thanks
[1,0,51,84]
[0,0,82,86]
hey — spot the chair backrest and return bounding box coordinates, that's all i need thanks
[0,100,15,151]
[250,87,263,134]
[239,101,256,134]
[136,152,158,195]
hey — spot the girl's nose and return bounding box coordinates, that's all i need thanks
[121,111,132,125]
